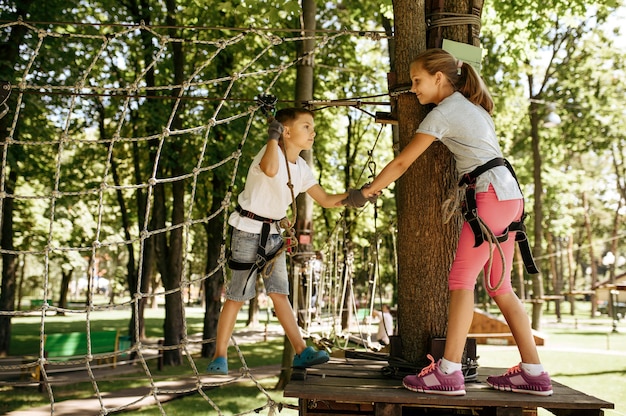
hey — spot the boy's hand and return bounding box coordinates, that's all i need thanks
[268,119,284,141]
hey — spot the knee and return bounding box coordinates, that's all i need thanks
[268,293,288,303]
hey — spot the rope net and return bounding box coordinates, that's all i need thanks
[0,18,393,415]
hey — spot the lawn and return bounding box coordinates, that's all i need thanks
[1,301,624,415]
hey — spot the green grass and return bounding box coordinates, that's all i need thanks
[2,302,625,415]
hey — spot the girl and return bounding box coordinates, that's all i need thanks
[361,49,552,397]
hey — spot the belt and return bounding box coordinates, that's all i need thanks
[235,205,280,223]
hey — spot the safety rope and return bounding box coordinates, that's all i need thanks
[255,94,298,279]
[441,186,507,292]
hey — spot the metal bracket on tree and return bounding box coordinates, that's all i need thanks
[256,93,278,122]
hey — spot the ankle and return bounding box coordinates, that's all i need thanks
[439,358,462,374]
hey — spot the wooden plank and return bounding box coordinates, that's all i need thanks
[284,358,614,415]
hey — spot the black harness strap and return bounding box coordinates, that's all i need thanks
[228,205,285,294]
[459,158,538,274]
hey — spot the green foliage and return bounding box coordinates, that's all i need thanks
[482,1,626,293]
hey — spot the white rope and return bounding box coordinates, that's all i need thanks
[0,19,390,415]
[441,187,506,292]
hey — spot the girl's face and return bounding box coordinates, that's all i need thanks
[410,62,447,105]
[284,113,316,151]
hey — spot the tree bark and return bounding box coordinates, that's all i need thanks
[56,268,73,316]
[276,0,317,390]
[529,96,545,329]
[0,2,34,355]
[392,0,482,364]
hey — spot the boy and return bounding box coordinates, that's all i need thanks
[207,107,370,374]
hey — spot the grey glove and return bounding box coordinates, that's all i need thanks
[342,185,377,208]
[268,119,284,141]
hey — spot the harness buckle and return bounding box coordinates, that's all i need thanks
[254,255,267,271]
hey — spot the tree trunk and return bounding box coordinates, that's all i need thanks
[392,0,480,364]
[276,0,317,390]
[201,173,226,358]
[582,192,599,318]
[0,168,18,356]
[0,1,34,357]
[123,0,159,353]
[158,0,187,367]
[529,97,545,330]
[56,268,73,316]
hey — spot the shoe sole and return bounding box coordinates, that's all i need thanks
[403,381,466,396]
[206,368,228,375]
[293,356,329,368]
[487,382,553,396]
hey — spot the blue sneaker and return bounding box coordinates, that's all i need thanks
[292,346,329,368]
[206,356,228,375]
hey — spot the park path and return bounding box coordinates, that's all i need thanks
[6,324,288,416]
[9,364,282,416]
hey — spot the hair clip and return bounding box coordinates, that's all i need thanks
[456,59,463,75]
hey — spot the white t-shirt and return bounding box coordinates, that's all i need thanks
[416,92,523,201]
[229,145,318,234]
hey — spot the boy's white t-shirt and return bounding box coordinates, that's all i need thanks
[229,144,318,234]
[416,92,523,201]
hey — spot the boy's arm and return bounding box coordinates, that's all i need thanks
[259,120,283,177]
[259,140,280,177]
[306,184,348,208]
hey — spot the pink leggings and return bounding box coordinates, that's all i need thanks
[448,186,523,297]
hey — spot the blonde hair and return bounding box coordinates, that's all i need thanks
[411,49,493,114]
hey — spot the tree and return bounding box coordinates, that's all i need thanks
[482,0,619,328]
[0,0,85,355]
[391,0,482,364]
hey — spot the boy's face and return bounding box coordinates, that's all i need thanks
[283,113,316,151]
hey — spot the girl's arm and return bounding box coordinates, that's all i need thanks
[363,132,436,198]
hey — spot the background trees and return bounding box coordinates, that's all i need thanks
[0,0,624,367]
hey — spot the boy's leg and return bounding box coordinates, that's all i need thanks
[268,293,307,354]
[213,299,245,359]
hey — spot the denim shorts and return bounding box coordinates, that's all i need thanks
[225,228,289,302]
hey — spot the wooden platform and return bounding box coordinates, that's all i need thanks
[284,357,614,416]
[469,309,545,346]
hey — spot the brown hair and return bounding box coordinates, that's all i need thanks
[411,49,494,114]
[275,107,315,124]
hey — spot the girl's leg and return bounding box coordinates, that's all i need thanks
[445,188,522,364]
[212,299,244,359]
[492,292,540,364]
[268,293,307,354]
[442,289,475,363]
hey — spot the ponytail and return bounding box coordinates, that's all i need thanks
[412,49,494,114]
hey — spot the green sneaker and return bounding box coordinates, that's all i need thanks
[292,346,329,368]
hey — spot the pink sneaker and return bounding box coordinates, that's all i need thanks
[402,354,466,396]
[486,364,553,396]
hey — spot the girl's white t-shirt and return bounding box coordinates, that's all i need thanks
[416,92,523,201]
[229,144,318,234]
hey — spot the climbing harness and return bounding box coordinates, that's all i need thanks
[227,206,287,295]
[457,157,539,283]
[226,94,299,294]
